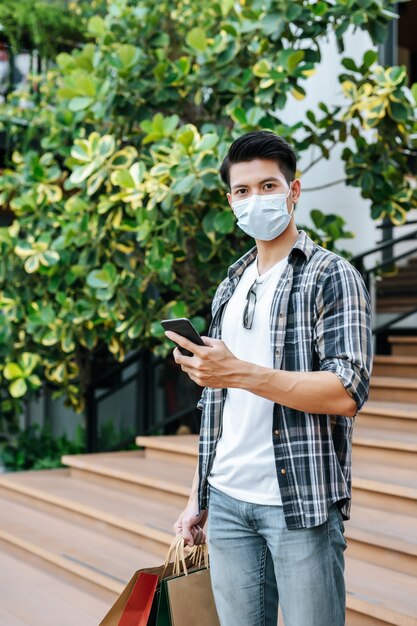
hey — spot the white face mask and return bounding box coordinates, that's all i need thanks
[232,184,294,241]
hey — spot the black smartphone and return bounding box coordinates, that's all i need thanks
[161,317,205,356]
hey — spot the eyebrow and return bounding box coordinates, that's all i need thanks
[231,177,283,190]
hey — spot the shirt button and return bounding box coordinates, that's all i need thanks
[281,468,286,475]
[275,348,280,356]
[279,312,284,319]
[274,429,280,436]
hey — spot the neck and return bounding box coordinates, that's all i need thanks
[256,220,299,275]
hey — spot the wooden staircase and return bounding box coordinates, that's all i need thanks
[0,336,416,625]
[376,256,417,313]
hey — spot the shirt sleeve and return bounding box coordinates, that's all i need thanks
[313,258,373,415]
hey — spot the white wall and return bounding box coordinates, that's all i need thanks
[282,28,380,260]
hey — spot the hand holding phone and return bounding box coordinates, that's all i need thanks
[161,318,205,356]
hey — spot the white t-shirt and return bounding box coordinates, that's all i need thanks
[208,256,288,505]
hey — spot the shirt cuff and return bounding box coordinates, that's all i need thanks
[319,357,370,415]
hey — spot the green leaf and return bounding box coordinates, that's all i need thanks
[312,1,328,16]
[98,135,116,158]
[196,134,218,152]
[363,50,378,69]
[341,58,358,72]
[213,211,235,234]
[86,263,117,289]
[40,251,60,267]
[117,44,140,69]
[361,171,374,192]
[69,97,94,112]
[24,255,40,273]
[111,169,135,188]
[253,59,271,78]
[9,378,27,398]
[221,0,234,16]
[279,49,305,72]
[231,107,247,125]
[69,160,99,185]
[389,101,408,122]
[88,15,106,36]
[186,28,207,52]
[4,363,23,380]
[246,107,264,126]
[171,174,197,195]
[27,374,42,388]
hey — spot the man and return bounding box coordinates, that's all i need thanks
[165,130,373,626]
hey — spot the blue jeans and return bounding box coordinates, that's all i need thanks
[206,484,347,626]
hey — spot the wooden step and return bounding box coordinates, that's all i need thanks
[0,468,179,557]
[0,547,109,626]
[62,450,194,506]
[346,557,417,625]
[377,296,417,312]
[378,273,417,284]
[353,426,417,469]
[0,495,163,598]
[388,336,417,357]
[347,505,417,577]
[357,401,417,433]
[372,355,417,378]
[352,460,417,517]
[369,376,417,403]
[136,434,198,465]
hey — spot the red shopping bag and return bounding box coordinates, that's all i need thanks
[118,572,159,626]
[99,571,158,626]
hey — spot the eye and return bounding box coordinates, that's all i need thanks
[235,188,247,195]
[263,183,276,191]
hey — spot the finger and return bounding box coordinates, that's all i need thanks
[200,336,218,347]
[165,330,205,357]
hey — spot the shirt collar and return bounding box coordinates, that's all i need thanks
[227,229,316,280]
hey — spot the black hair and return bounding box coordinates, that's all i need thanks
[220,130,297,188]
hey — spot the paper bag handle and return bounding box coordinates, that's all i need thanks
[162,533,209,578]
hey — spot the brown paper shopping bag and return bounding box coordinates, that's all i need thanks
[99,534,211,626]
[156,534,220,626]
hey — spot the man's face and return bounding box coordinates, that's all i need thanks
[226,158,300,213]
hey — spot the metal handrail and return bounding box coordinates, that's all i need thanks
[376,219,417,229]
[350,228,417,266]
[373,306,417,335]
[363,248,417,277]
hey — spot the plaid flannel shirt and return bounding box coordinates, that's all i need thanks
[197,229,373,529]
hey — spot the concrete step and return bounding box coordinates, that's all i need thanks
[388,336,417,357]
[0,546,109,626]
[369,376,417,403]
[0,468,179,558]
[372,355,417,378]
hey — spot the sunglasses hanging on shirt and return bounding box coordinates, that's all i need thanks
[243,279,260,329]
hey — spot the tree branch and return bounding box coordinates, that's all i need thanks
[302,178,347,192]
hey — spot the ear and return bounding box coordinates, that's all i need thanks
[291,179,301,204]
[226,192,234,211]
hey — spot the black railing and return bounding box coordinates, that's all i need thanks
[351,222,417,354]
[84,348,201,453]
[350,227,417,288]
